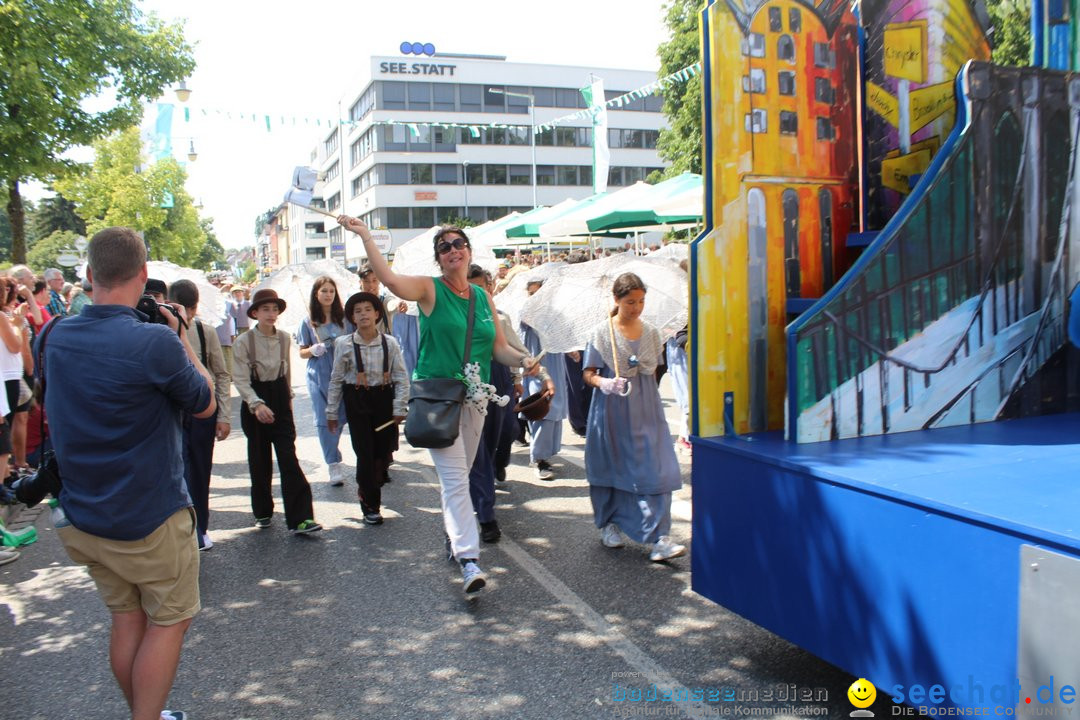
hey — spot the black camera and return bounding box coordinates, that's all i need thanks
[135,294,183,327]
[12,452,62,508]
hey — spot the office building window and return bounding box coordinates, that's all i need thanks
[509,165,531,185]
[387,207,410,227]
[381,125,407,151]
[484,86,506,112]
[433,126,456,151]
[411,164,433,184]
[328,227,341,243]
[327,193,340,212]
[485,165,507,185]
[555,127,577,147]
[459,84,482,112]
[324,129,339,155]
[488,127,508,145]
[557,166,579,185]
[351,176,362,197]
[580,166,593,187]
[383,164,409,184]
[380,81,407,110]
[466,163,484,185]
[413,207,434,228]
[744,68,766,94]
[487,207,509,222]
[408,82,431,110]
[745,109,767,134]
[537,165,556,185]
[508,127,530,145]
[350,130,373,166]
[506,86,531,114]
[458,126,482,145]
[789,8,802,32]
[325,161,339,181]
[780,111,798,135]
[435,164,458,184]
[556,88,582,108]
[778,71,796,96]
[814,77,835,104]
[409,125,432,152]
[535,127,554,146]
[349,86,375,122]
[306,247,326,260]
[433,83,456,111]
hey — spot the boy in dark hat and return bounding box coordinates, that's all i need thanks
[144,278,168,303]
[233,289,322,535]
[325,292,409,525]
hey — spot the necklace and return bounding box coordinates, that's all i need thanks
[442,276,470,297]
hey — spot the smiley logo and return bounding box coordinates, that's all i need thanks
[848,678,877,709]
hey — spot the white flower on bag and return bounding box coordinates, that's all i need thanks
[461,362,510,415]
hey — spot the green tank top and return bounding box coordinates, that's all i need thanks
[415,279,496,384]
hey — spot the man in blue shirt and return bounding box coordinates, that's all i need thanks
[43,267,68,317]
[44,227,215,720]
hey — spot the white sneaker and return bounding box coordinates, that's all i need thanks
[328,462,345,487]
[461,560,486,594]
[649,536,687,562]
[600,523,625,548]
[0,549,20,566]
[198,534,213,551]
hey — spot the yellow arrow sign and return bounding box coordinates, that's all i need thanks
[866,81,899,127]
[881,149,932,194]
[884,21,927,84]
[909,81,955,133]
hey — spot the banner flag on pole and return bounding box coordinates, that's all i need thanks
[152,103,174,161]
[581,77,609,194]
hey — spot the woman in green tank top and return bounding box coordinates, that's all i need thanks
[337,216,552,595]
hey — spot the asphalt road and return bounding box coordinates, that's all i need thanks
[1,359,860,719]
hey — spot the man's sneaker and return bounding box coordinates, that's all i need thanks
[292,519,323,535]
[601,523,625,548]
[649,536,687,562]
[198,533,213,551]
[460,559,486,593]
[328,462,345,487]
[363,512,383,526]
[0,549,20,566]
[254,517,271,529]
[161,711,188,720]
[480,520,501,543]
[536,459,555,481]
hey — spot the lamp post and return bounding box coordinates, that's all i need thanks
[462,161,470,220]
[491,88,538,210]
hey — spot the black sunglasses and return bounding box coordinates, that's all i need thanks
[436,237,469,255]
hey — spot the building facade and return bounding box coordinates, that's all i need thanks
[288,52,668,262]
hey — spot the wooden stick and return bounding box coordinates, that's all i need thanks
[607,315,620,377]
[374,419,396,432]
[286,200,339,220]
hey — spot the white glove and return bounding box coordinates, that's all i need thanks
[596,377,628,396]
[309,342,328,357]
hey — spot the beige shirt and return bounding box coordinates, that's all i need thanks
[326,331,410,419]
[186,319,232,422]
[232,327,293,408]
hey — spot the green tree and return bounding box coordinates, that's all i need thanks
[27,192,86,245]
[240,261,258,285]
[27,229,81,281]
[437,214,477,228]
[0,0,194,264]
[987,0,1031,66]
[655,0,703,177]
[195,217,226,270]
[56,127,208,266]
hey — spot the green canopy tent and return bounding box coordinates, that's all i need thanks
[584,173,703,233]
[504,196,604,238]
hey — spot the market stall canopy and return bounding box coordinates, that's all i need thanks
[537,185,657,237]
[504,198,592,238]
[585,173,703,233]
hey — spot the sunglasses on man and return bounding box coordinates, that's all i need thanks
[436,236,469,255]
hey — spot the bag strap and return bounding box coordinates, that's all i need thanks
[279,330,287,377]
[462,287,476,369]
[195,319,208,368]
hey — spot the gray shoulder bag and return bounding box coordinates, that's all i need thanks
[404,286,475,449]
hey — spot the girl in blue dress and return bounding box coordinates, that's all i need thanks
[296,276,349,486]
[583,273,686,562]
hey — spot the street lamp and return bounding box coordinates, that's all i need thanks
[490,88,538,210]
[174,81,192,102]
[186,139,198,162]
[462,161,470,220]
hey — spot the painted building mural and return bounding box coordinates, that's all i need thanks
[696,0,858,436]
[861,0,991,230]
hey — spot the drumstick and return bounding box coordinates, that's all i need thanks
[374,419,396,432]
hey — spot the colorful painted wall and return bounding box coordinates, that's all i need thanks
[787,62,1080,442]
[860,0,991,230]
[694,0,858,437]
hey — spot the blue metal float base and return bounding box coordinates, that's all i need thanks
[692,413,1080,709]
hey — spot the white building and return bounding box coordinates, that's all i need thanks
[287,50,669,265]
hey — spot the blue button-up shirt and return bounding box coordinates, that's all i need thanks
[42,305,212,540]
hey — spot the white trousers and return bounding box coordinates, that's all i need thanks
[429,404,484,560]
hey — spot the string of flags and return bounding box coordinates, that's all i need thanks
[174,61,701,137]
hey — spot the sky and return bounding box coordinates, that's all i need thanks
[34,0,671,251]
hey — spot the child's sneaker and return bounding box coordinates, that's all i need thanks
[292,519,322,535]
[649,536,686,562]
[328,462,345,487]
[363,512,383,525]
[601,523,625,548]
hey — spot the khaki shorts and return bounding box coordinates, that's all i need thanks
[58,507,201,625]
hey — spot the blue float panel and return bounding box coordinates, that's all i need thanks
[691,413,1080,709]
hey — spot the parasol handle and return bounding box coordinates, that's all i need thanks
[374,419,396,432]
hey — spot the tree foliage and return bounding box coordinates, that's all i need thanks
[56,127,210,268]
[0,0,195,262]
[655,0,703,177]
[28,192,86,242]
[196,217,227,270]
[27,229,81,281]
[987,0,1032,67]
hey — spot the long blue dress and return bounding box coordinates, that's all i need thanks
[297,318,348,465]
[584,320,681,544]
[520,322,568,464]
[392,312,419,380]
